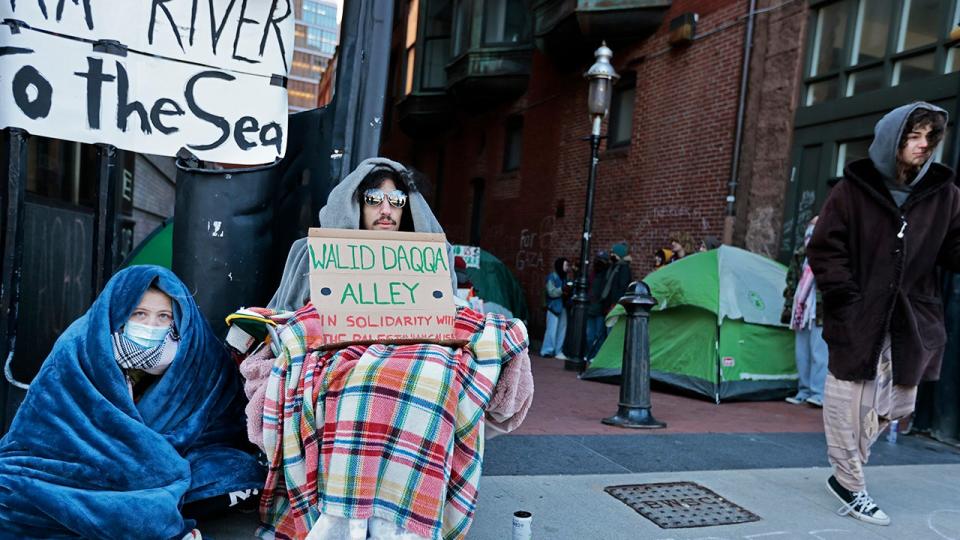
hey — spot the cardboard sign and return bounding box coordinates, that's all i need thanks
[452,245,481,269]
[307,228,458,348]
[0,0,292,165]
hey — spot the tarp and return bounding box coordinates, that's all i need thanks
[582,246,797,401]
[464,249,530,322]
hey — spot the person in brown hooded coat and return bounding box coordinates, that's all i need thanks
[807,102,960,526]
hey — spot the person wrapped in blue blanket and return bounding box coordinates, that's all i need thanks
[0,265,264,539]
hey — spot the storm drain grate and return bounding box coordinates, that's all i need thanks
[604,481,761,529]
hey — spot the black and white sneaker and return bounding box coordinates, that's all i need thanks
[826,476,891,526]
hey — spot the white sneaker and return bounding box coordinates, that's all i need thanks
[555,352,568,360]
[806,395,823,407]
[181,529,202,540]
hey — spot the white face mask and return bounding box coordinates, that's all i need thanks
[124,321,170,349]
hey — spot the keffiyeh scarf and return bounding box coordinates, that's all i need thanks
[112,325,180,370]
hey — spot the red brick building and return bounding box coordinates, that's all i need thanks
[377,0,960,335]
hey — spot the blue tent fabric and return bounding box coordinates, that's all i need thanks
[0,265,264,539]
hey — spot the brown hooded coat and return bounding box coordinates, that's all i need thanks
[807,153,960,385]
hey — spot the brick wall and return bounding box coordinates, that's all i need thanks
[132,154,176,247]
[381,0,806,335]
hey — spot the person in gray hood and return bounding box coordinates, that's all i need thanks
[268,157,452,311]
[807,102,960,527]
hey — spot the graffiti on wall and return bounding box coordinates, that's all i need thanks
[514,216,556,272]
[780,189,816,255]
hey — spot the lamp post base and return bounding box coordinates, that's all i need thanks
[602,406,667,429]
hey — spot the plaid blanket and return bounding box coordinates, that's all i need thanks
[259,305,528,540]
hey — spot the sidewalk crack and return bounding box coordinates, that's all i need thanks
[574,437,633,474]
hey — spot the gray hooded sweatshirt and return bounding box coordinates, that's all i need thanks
[267,157,452,311]
[868,101,948,207]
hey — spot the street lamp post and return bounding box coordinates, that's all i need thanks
[565,42,619,373]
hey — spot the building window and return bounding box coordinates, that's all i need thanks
[421,0,452,90]
[835,138,871,175]
[946,46,960,73]
[608,72,636,148]
[803,0,955,106]
[292,50,327,80]
[896,0,943,52]
[892,51,936,84]
[469,178,485,245]
[451,0,472,56]
[808,0,850,79]
[502,115,523,172]
[302,27,337,55]
[845,65,884,95]
[482,0,528,45]
[404,0,419,95]
[403,0,451,93]
[850,0,892,64]
[288,79,319,109]
[302,0,338,28]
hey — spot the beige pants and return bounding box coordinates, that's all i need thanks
[823,335,917,492]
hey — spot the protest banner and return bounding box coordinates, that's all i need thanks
[452,245,481,268]
[0,0,292,164]
[307,228,459,348]
[2,0,293,77]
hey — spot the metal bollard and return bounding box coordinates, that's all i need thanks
[602,281,667,429]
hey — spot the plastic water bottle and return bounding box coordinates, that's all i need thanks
[886,420,899,444]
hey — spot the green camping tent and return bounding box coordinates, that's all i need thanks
[122,218,174,269]
[461,248,530,322]
[581,246,797,402]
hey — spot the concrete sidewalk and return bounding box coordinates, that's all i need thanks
[203,356,960,538]
[206,462,960,539]
[469,464,960,539]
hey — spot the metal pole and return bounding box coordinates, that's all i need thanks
[722,0,758,245]
[330,0,395,181]
[2,129,31,426]
[92,144,117,296]
[602,280,666,428]
[566,118,602,372]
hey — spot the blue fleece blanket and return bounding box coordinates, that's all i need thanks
[0,266,264,539]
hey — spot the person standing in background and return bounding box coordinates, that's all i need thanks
[541,257,571,359]
[782,216,827,408]
[602,242,633,313]
[586,250,611,360]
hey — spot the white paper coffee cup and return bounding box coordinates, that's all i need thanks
[512,510,532,540]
